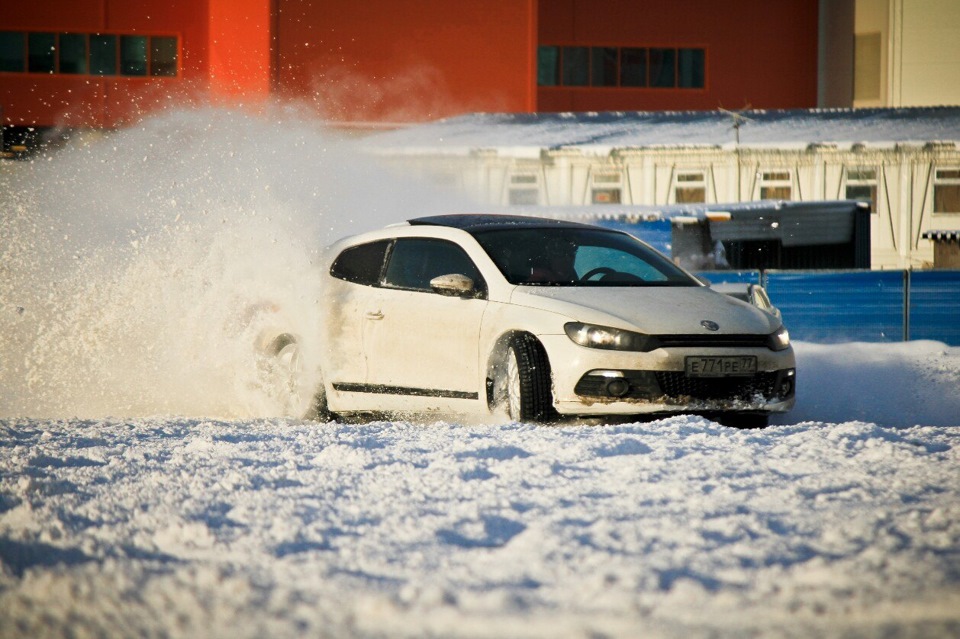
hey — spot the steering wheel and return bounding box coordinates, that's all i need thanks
[580,267,616,281]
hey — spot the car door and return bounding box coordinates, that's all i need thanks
[362,237,488,412]
[323,239,391,408]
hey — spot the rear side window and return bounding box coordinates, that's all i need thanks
[330,240,390,286]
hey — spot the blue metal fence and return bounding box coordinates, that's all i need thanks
[909,270,960,344]
[765,271,905,343]
[699,269,960,346]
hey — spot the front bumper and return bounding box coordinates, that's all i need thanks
[539,334,796,416]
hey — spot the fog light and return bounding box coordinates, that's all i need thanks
[605,378,631,398]
[779,379,793,398]
[777,369,796,399]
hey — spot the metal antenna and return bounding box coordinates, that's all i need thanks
[719,105,753,202]
[718,106,754,145]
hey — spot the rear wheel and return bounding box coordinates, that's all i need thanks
[302,384,331,422]
[504,335,556,423]
[262,334,330,421]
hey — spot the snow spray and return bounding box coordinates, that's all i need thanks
[0,107,473,418]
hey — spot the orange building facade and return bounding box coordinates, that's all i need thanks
[1,0,819,148]
[537,0,818,112]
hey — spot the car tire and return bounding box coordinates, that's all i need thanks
[721,413,769,429]
[302,384,332,422]
[263,334,331,421]
[505,335,556,423]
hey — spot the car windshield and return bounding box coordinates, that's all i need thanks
[471,227,698,287]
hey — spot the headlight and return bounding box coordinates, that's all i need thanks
[564,322,659,352]
[768,325,791,351]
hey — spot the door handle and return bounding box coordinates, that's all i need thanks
[365,310,384,320]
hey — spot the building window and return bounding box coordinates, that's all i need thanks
[59,33,87,74]
[592,171,622,204]
[619,48,647,87]
[0,32,26,72]
[91,34,117,75]
[845,167,877,211]
[759,170,791,200]
[678,48,705,88]
[591,46,618,87]
[537,45,704,89]
[934,168,960,214]
[537,46,559,86]
[508,174,539,206]
[121,35,147,76]
[649,48,675,88]
[150,36,178,77]
[0,30,177,77]
[562,46,589,86]
[28,32,55,74]
[675,171,706,203]
[592,189,621,204]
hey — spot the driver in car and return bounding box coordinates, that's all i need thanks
[528,239,578,283]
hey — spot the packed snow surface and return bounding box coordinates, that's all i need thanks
[2,109,960,637]
[2,342,960,638]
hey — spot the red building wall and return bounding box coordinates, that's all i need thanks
[2,0,821,135]
[208,0,272,97]
[537,0,819,112]
[272,0,538,122]
[1,0,271,130]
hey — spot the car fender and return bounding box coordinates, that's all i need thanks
[477,298,572,404]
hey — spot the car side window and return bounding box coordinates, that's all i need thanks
[330,240,390,286]
[383,238,484,294]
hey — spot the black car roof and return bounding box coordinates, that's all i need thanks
[408,214,599,232]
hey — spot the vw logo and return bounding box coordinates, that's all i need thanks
[700,320,720,331]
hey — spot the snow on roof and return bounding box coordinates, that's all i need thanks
[499,199,866,223]
[409,213,595,231]
[365,107,960,156]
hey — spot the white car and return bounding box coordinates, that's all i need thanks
[265,214,795,427]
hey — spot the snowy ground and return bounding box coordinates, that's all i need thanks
[2,110,960,637]
[2,340,960,639]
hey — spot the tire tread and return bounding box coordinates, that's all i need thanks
[509,334,557,423]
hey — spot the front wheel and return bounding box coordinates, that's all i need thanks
[503,335,556,423]
[720,412,769,429]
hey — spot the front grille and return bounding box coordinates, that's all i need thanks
[655,334,770,349]
[575,369,793,403]
[655,371,780,401]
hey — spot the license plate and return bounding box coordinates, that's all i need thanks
[685,356,758,377]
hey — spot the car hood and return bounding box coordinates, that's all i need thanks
[510,285,781,335]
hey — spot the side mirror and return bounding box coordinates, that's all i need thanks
[748,284,782,320]
[430,273,476,298]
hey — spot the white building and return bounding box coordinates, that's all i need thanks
[366,107,960,270]
[854,0,960,108]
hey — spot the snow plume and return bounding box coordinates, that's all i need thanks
[0,107,472,419]
[308,64,482,123]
